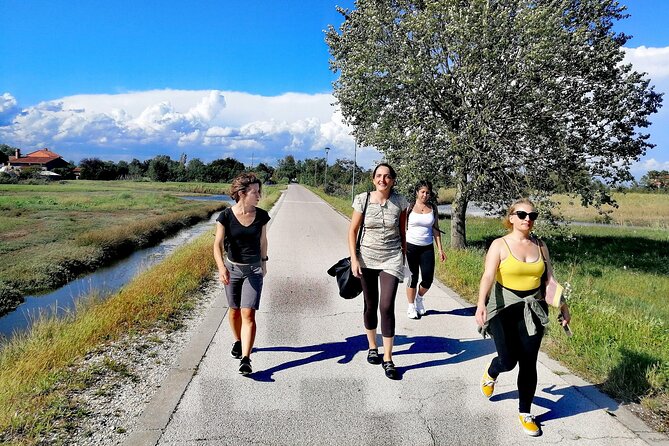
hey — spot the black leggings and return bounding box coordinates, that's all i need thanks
[360,269,399,337]
[487,301,545,414]
[406,242,435,289]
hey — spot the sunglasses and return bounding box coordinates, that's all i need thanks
[512,211,539,221]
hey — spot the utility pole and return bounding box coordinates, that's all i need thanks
[324,147,330,190]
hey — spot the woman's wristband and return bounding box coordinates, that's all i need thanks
[261,256,269,262]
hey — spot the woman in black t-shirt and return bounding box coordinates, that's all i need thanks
[214,173,270,376]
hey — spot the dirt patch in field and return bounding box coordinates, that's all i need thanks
[0,229,31,241]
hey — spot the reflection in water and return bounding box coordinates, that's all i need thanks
[0,197,232,343]
[179,195,232,202]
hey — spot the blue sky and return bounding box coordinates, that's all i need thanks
[0,0,667,174]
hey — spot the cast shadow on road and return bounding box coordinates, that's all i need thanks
[421,306,477,317]
[251,333,495,382]
[490,384,618,422]
[392,334,495,376]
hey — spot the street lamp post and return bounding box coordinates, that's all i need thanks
[324,147,330,190]
[351,140,357,202]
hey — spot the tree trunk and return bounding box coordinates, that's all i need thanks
[450,169,468,249]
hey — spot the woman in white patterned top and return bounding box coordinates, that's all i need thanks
[349,163,408,380]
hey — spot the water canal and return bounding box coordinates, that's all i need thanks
[0,195,233,343]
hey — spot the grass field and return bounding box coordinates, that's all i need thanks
[0,187,283,445]
[312,187,669,431]
[0,180,249,313]
[435,188,669,228]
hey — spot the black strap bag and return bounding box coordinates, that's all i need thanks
[327,192,370,299]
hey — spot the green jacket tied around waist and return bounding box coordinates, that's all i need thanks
[478,282,549,338]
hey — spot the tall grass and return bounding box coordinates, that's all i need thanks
[0,182,233,303]
[552,192,669,228]
[431,188,669,228]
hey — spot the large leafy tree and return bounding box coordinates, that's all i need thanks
[206,157,245,183]
[186,158,208,182]
[147,155,174,182]
[253,162,275,182]
[275,155,299,182]
[327,0,662,248]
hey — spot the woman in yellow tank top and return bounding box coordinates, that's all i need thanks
[475,198,571,437]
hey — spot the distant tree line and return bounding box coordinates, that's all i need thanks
[2,143,667,197]
[77,156,271,183]
[77,153,371,192]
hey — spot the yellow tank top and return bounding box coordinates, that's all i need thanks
[496,239,545,291]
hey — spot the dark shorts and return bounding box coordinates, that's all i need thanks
[224,258,264,310]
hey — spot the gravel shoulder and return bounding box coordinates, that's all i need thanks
[57,277,223,446]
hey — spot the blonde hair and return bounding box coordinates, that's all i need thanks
[503,198,535,230]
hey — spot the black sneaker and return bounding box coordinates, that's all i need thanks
[230,340,242,359]
[382,361,399,380]
[367,348,382,365]
[239,356,252,375]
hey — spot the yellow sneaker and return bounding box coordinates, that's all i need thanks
[480,363,496,398]
[519,413,541,437]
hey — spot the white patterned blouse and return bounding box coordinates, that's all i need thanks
[352,191,408,280]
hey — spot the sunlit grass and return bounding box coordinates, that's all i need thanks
[0,182,235,299]
[0,234,215,444]
[552,192,669,228]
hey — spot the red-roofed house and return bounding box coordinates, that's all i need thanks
[7,148,70,171]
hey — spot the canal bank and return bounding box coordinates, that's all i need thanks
[0,196,234,341]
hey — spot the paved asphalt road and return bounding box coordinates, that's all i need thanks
[126,185,667,446]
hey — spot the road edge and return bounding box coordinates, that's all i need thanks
[123,188,289,446]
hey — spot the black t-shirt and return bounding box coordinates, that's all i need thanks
[216,207,270,264]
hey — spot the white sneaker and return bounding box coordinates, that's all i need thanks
[415,296,426,315]
[407,304,419,319]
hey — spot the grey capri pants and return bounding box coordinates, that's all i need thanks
[224,258,264,310]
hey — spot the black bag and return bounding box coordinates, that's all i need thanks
[327,257,362,299]
[327,192,370,299]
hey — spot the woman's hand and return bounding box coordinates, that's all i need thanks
[560,303,571,326]
[475,303,487,328]
[262,262,267,277]
[219,267,230,285]
[351,257,362,278]
[438,249,446,262]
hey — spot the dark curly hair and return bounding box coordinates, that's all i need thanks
[411,180,437,207]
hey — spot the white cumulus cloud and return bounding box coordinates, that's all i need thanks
[0,89,381,166]
[0,93,20,125]
[624,46,669,80]
[635,158,669,172]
